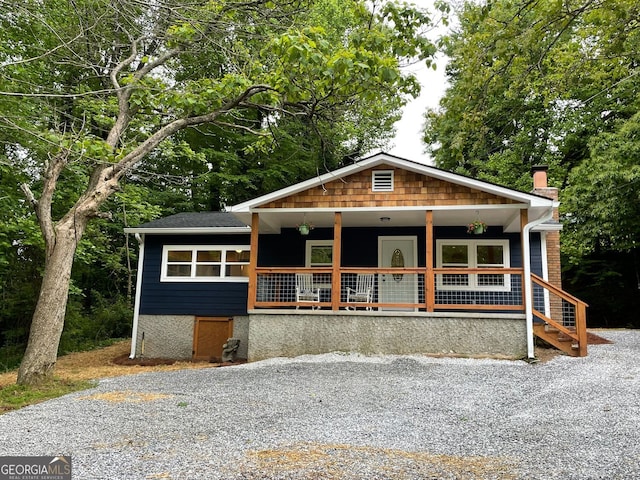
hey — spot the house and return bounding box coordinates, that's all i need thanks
[125,152,587,363]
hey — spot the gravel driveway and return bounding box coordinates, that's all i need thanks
[1,330,638,479]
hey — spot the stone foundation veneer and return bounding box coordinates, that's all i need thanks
[135,315,250,360]
[231,316,250,360]
[136,315,195,359]
[135,313,526,361]
[247,312,527,361]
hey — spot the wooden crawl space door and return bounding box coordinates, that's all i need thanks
[193,317,233,362]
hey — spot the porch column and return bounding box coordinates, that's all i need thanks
[331,212,342,311]
[425,210,435,312]
[520,209,529,309]
[247,212,259,311]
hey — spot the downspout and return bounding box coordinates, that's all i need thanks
[129,233,145,359]
[522,208,554,359]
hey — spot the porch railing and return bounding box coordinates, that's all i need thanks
[531,273,588,356]
[252,267,525,312]
[251,267,588,356]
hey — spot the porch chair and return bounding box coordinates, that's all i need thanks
[295,273,320,309]
[345,273,375,310]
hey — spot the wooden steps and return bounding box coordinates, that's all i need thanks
[533,323,582,357]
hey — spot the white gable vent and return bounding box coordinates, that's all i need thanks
[372,170,394,192]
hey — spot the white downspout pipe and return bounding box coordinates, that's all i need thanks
[129,233,145,359]
[522,208,554,359]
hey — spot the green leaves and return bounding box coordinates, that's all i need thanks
[563,112,640,255]
[425,0,640,264]
[0,0,446,375]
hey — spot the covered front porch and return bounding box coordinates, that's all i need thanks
[225,155,588,358]
[239,208,587,358]
[246,207,533,311]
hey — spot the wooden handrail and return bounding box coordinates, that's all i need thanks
[531,273,588,307]
[253,267,526,311]
[435,267,523,274]
[256,267,523,274]
[255,267,333,274]
[530,273,588,357]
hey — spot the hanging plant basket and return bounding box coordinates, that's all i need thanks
[297,222,313,235]
[467,221,487,235]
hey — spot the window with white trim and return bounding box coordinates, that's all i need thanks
[161,245,250,282]
[436,239,510,291]
[305,240,333,267]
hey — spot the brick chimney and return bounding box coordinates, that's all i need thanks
[531,165,562,290]
[532,164,547,188]
[531,165,557,201]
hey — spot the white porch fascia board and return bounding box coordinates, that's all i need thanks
[226,152,557,213]
[123,227,251,234]
[248,203,529,213]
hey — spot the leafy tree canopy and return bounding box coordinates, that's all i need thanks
[424,0,640,256]
[0,0,448,384]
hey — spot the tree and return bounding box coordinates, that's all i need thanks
[424,0,640,188]
[422,0,640,327]
[0,0,445,384]
[562,112,640,257]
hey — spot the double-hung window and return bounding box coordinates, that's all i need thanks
[436,239,510,291]
[161,245,250,282]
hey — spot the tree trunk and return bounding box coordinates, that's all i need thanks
[17,217,86,385]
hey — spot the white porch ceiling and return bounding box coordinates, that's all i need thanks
[233,204,549,234]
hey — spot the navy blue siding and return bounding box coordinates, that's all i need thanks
[260,226,427,267]
[140,228,545,314]
[139,234,251,316]
[529,232,543,276]
[260,226,537,269]
[529,232,545,313]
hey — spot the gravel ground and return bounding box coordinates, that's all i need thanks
[1,330,639,480]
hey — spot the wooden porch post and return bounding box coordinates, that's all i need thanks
[425,210,435,312]
[331,212,342,311]
[247,212,259,311]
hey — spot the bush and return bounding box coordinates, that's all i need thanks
[58,294,132,355]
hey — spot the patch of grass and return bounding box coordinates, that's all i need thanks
[0,378,95,414]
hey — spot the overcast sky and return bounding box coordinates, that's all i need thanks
[387,56,448,165]
[385,0,453,165]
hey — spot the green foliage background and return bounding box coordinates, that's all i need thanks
[425,0,640,327]
[0,0,447,370]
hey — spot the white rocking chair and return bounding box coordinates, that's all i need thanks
[295,273,320,309]
[346,273,374,310]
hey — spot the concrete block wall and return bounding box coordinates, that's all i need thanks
[135,313,526,362]
[136,315,194,359]
[232,316,250,360]
[247,313,527,362]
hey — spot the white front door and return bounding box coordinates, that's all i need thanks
[378,236,418,311]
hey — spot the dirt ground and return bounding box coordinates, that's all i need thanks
[0,340,218,388]
[0,331,613,388]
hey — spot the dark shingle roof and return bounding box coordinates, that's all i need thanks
[132,212,248,229]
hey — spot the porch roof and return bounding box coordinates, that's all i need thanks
[124,212,250,234]
[225,152,558,233]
